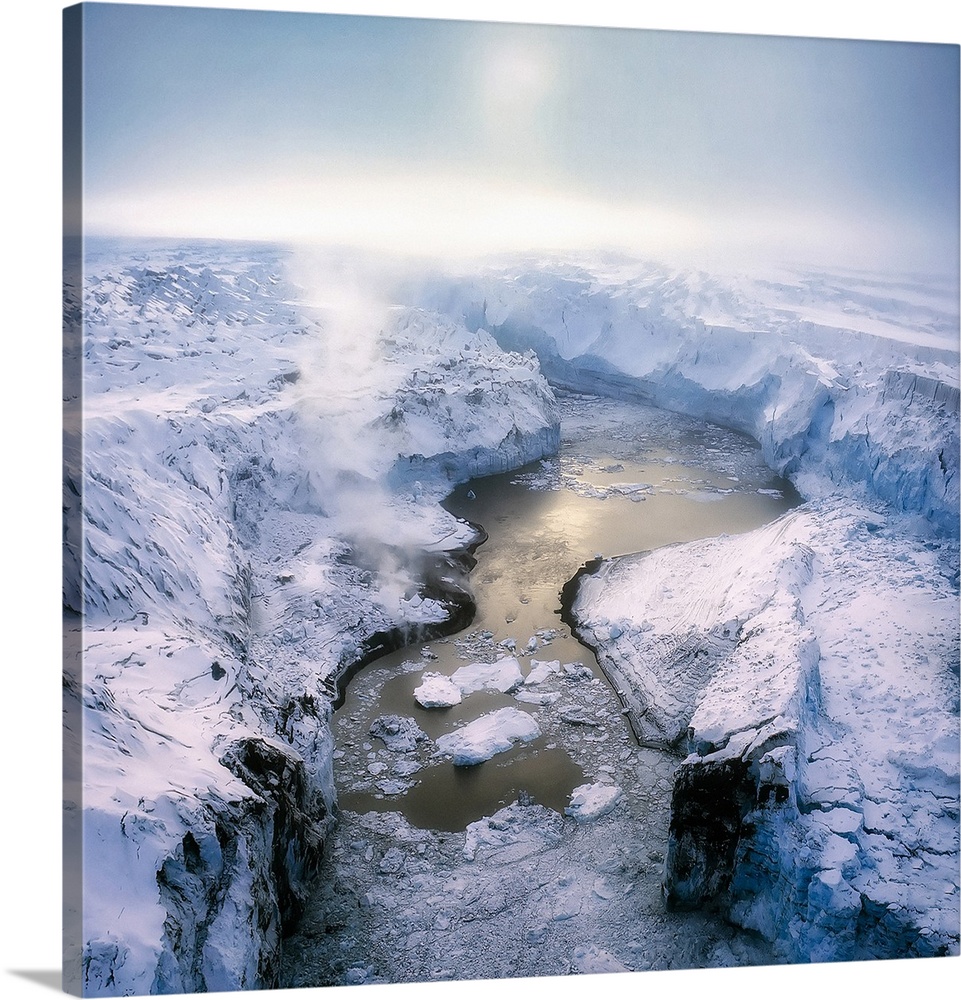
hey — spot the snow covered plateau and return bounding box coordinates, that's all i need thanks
[64,241,959,994]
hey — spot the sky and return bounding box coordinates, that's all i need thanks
[71,2,959,270]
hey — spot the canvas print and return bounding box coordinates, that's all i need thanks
[62,3,960,997]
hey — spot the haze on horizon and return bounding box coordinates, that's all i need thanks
[73,4,959,272]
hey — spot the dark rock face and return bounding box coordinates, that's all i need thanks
[219,736,328,931]
[663,733,959,963]
[663,757,757,910]
[150,736,329,994]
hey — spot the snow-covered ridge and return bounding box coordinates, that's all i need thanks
[571,501,959,960]
[413,258,960,535]
[65,241,560,996]
[571,512,820,753]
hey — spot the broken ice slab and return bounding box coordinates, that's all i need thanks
[565,782,623,822]
[450,657,524,695]
[413,672,463,708]
[435,708,541,766]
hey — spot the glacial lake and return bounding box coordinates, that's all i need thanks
[333,391,800,831]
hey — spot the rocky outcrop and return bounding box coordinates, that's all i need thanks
[82,731,329,995]
[663,756,759,909]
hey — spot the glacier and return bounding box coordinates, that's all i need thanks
[412,254,960,961]
[412,256,959,534]
[65,240,959,993]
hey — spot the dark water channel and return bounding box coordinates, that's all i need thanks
[334,392,799,831]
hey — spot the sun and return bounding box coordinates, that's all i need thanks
[483,40,553,108]
[479,37,556,129]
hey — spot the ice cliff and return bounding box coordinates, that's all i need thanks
[571,503,959,959]
[64,241,559,996]
[415,258,960,535]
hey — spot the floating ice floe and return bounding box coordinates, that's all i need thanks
[562,661,594,681]
[450,657,524,695]
[524,658,560,684]
[368,715,429,753]
[375,779,410,797]
[435,708,541,766]
[413,672,463,708]
[514,689,561,706]
[565,783,623,822]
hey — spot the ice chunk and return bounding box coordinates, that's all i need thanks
[368,715,429,753]
[378,847,405,874]
[558,705,600,727]
[514,689,561,706]
[565,783,622,822]
[450,657,523,695]
[375,779,410,796]
[413,672,463,709]
[462,800,563,861]
[524,658,560,685]
[435,708,541,766]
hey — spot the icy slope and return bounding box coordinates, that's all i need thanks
[415,258,959,534]
[65,240,559,996]
[571,512,820,752]
[571,501,959,959]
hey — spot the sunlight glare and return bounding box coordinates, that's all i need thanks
[482,39,554,111]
